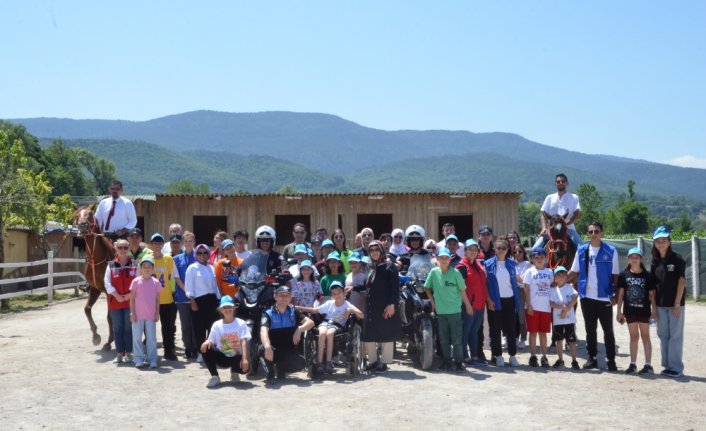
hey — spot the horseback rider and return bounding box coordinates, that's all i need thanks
[94,180,137,241]
[534,173,582,250]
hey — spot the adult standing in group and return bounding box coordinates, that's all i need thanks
[127,228,152,262]
[233,229,252,260]
[355,227,375,257]
[282,223,311,261]
[650,226,687,377]
[361,240,401,373]
[437,223,465,258]
[534,173,582,249]
[174,231,198,360]
[186,244,221,363]
[568,222,619,371]
[103,238,137,364]
[161,223,183,254]
[332,229,352,273]
[209,231,229,265]
[478,225,495,260]
[95,180,137,241]
[389,228,408,257]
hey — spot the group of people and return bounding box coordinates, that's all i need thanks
[95,175,688,389]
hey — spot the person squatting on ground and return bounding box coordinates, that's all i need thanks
[202,295,251,388]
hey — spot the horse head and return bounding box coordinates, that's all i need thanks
[75,205,100,236]
[548,214,568,242]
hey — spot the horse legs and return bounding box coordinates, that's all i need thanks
[85,288,102,346]
[103,304,114,351]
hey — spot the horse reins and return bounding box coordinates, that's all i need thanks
[84,222,110,290]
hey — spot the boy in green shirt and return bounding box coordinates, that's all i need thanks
[424,248,473,371]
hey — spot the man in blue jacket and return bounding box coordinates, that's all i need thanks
[568,222,619,371]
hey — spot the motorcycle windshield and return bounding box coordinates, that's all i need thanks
[407,253,433,282]
[239,250,268,284]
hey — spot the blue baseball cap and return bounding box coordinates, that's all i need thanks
[361,256,371,265]
[554,266,567,274]
[348,252,362,262]
[294,244,308,255]
[445,234,459,243]
[321,239,335,248]
[329,281,345,291]
[150,233,164,243]
[140,256,154,265]
[531,247,547,257]
[627,247,643,257]
[327,251,341,261]
[437,247,452,258]
[465,239,479,248]
[307,247,314,258]
[652,226,670,240]
[220,239,234,250]
[219,295,235,308]
[299,259,313,269]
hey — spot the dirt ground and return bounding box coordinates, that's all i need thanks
[0,295,704,430]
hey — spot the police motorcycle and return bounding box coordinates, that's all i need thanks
[398,245,436,370]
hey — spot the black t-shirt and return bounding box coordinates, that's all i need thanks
[651,252,686,307]
[617,270,654,317]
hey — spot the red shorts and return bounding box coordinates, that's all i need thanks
[526,310,552,333]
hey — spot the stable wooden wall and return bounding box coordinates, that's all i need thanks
[133,192,521,248]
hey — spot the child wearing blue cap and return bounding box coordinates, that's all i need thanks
[129,257,162,369]
[523,248,554,368]
[320,252,346,297]
[616,247,657,374]
[291,260,323,307]
[549,266,579,369]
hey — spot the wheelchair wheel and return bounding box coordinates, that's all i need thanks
[418,318,434,370]
[350,323,364,375]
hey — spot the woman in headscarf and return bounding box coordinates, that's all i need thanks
[361,240,401,373]
[390,228,408,256]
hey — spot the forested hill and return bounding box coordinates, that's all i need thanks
[11,110,706,204]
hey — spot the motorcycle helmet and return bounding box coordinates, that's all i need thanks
[405,224,426,247]
[255,225,276,249]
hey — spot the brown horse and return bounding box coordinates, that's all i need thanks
[75,206,116,351]
[545,214,576,271]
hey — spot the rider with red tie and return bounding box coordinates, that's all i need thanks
[95,180,137,241]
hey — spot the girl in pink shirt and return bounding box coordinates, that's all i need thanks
[130,257,162,368]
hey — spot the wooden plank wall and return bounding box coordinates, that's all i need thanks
[134,193,520,248]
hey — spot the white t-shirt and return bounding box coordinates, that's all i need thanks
[496,262,514,298]
[207,318,252,357]
[549,283,577,325]
[541,192,581,231]
[316,299,353,326]
[523,267,554,313]
[236,250,252,260]
[569,244,620,301]
[515,261,531,282]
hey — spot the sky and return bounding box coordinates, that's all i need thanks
[1,1,705,168]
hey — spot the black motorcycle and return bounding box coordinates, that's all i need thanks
[234,251,293,375]
[398,253,436,370]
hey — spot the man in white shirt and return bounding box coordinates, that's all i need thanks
[437,223,465,258]
[534,173,582,249]
[94,180,137,241]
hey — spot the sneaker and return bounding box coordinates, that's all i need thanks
[196,353,203,363]
[509,356,519,367]
[375,363,389,373]
[583,358,598,369]
[135,362,147,369]
[660,368,672,377]
[454,361,465,372]
[625,363,637,374]
[473,358,488,366]
[206,376,220,388]
[317,363,325,375]
[325,361,334,374]
[666,369,683,378]
[540,356,550,368]
[552,359,565,369]
[516,340,526,349]
[265,370,276,383]
[607,359,618,372]
[638,364,654,375]
[365,361,379,372]
[529,355,539,367]
[230,371,240,382]
[164,352,178,361]
[571,360,580,370]
[125,354,134,363]
[494,356,505,367]
[438,361,452,371]
[112,355,123,365]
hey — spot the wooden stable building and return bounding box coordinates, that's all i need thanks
[132,191,522,249]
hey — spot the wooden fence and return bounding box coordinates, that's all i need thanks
[0,251,86,303]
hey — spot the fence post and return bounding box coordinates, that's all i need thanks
[47,250,54,304]
[637,236,644,253]
[692,236,700,300]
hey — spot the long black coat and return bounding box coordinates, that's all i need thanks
[361,262,401,342]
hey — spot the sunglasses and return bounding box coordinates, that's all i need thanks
[294,231,306,234]
[196,251,209,256]
[362,233,373,237]
[368,247,381,253]
[588,230,601,234]
[496,246,508,251]
[116,245,129,250]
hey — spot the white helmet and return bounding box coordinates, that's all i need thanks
[405,225,426,244]
[255,225,276,242]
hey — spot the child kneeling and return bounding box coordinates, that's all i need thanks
[296,281,363,375]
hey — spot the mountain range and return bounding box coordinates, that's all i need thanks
[9,110,706,219]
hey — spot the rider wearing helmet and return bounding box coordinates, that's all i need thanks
[396,225,430,272]
[237,225,283,276]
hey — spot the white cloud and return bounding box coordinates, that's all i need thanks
[665,155,706,169]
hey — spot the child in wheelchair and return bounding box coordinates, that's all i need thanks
[296,281,364,374]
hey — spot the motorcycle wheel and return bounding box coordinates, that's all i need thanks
[418,318,434,370]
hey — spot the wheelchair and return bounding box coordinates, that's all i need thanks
[303,313,364,378]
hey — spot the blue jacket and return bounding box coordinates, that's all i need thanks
[576,242,616,299]
[484,257,521,312]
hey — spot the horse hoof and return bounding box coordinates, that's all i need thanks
[101,343,112,352]
[92,333,101,346]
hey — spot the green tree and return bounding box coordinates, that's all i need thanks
[278,184,299,194]
[672,211,692,233]
[618,200,650,234]
[43,140,92,196]
[166,179,210,194]
[75,148,116,194]
[576,183,603,233]
[519,202,542,238]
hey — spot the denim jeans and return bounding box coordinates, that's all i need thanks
[176,302,198,353]
[533,228,583,249]
[462,308,485,359]
[657,306,685,373]
[109,308,132,354]
[132,319,158,366]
